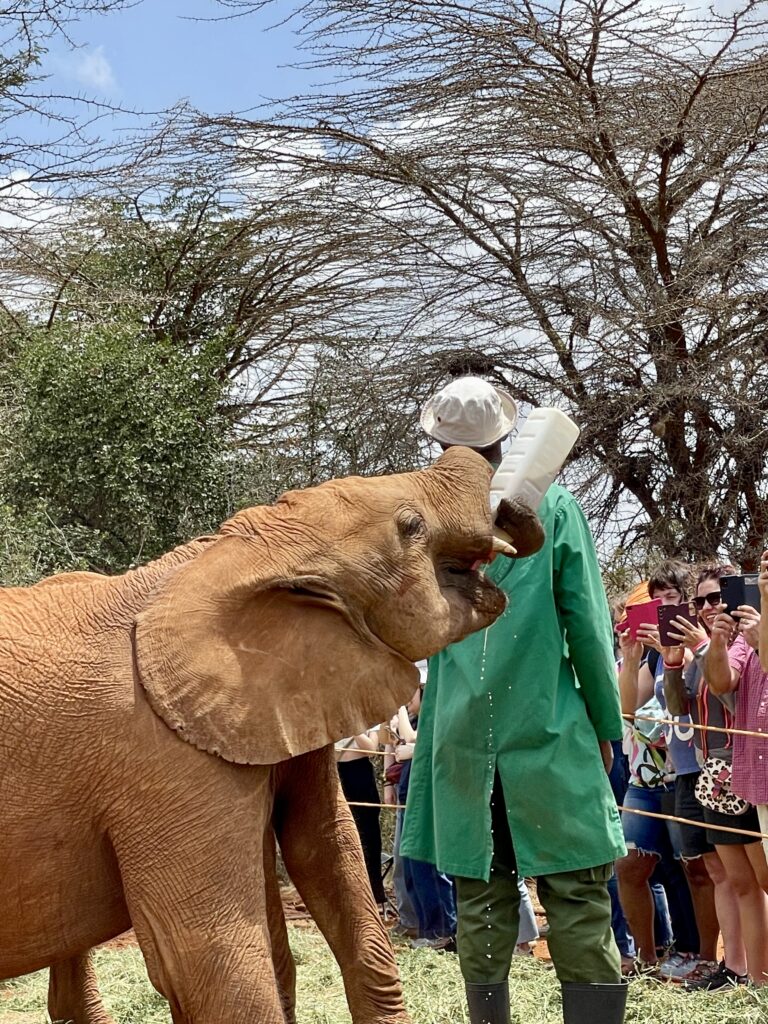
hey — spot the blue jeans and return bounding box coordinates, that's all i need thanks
[608,740,630,806]
[608,873,634,957]
[621,783,683,858]
[608,872,672,958]
[652,853,698,955]
[402,855,457,940]
[392,808,419,931]
[398,759,456,940]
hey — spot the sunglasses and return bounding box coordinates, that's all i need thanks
[694,591,721,609]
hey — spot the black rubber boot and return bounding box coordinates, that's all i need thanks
[465,981,510,1024]
[561,981,628,1024]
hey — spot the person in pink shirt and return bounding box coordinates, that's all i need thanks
[760,548,768,683]
[704,569,768,986]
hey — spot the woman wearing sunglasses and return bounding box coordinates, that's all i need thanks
[617,561,715,979]
[662,565,766,989]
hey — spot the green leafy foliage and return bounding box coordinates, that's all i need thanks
[0,322,232,578]
[45,191,272,351]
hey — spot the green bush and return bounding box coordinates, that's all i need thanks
[0,322,231,578]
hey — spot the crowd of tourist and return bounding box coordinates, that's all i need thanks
[337,552,768,999]
[615,559,768,990]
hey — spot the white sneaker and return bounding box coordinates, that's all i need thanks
[410,936,454,951]
[658,953,705,980]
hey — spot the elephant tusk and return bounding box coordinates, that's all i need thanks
[475,532,518,566]
[490,531,517,559]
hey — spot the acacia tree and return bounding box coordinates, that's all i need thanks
[0,165,427,578]
[0,0,136,167]
[0,0,144,336]
[205,0,768,567]
[12,169,423,419]
[0,3,411,578]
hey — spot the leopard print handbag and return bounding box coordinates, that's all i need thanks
[694,757,750,816]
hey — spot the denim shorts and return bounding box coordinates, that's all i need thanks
[621,783,682,859]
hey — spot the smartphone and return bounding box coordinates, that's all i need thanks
[720,574,760,618]
[657,603,698,647]
[625,599,662,641]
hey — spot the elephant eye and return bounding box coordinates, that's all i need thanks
[397,511,426,540]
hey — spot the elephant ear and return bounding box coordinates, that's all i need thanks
[134,534,419,765]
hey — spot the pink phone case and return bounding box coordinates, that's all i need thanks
[625,599,662,641]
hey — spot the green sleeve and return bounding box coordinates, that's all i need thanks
[552,496,623,741]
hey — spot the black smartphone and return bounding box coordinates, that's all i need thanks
[657,603,698,647]
[720,574,760,618]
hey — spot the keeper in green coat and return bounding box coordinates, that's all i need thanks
[400,377,627,1024]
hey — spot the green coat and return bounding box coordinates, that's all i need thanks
[400,485,626,880]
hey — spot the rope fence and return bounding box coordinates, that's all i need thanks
[613,805,768,842]
[341,710,768,840]
[346,800,768,842]
[341,712,768,754]
[626,712,768,741]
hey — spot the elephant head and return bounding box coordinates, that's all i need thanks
[135,446,543,765]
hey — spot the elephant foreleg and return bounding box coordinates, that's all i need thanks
[112,772,287,1024]
[48,951,115,1024]
[275,748,409,1024]
[264,827,297,1024]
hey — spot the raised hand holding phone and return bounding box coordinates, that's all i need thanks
[710,609,736,648]
[656,607,688,663]
[667,615,707,650]
[759,549,768,599]
[618,628,643,664]
[657,603,702,648]
[636,623,662,653]
[734,604,761,651]
[720,573,760,617]
[625,599,662,644]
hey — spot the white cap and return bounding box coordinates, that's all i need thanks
[420,376,518,447]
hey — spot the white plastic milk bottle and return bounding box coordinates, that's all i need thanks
[489,407,580,515]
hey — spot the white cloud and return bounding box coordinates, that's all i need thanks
[74,46,116,92]
[0,172,72,309]
[68,46,117,94]
[0,172,65,231]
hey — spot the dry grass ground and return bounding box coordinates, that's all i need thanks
[1,926,767,1024]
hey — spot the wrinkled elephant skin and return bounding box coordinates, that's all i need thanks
[0,447,534,1024]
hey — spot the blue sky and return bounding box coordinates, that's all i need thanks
[38,1,749,120]
[42,1,315,116]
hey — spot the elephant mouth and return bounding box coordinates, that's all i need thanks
[440,564,507,619]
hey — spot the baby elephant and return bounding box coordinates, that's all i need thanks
[0,446,542,1023]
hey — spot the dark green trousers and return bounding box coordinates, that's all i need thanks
[455,776,621,985]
